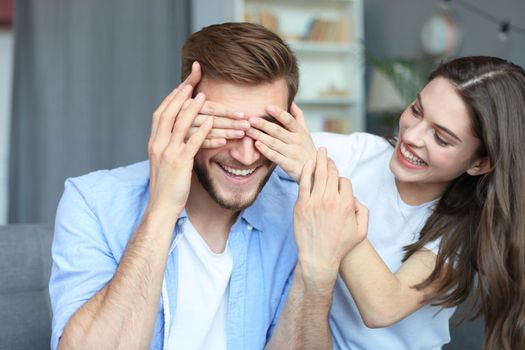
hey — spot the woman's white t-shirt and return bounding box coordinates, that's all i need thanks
[312,132,456,350]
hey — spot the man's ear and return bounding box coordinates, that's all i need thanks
[466,157,492,176]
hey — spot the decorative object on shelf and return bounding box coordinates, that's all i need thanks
[319,84,349,98]
[367,68,405,114]
[323,116,352,134]
[421,11,461,56]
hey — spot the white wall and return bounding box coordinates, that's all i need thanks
[191,0,235,32]
[364,0,525,67]
[0,29,14,224]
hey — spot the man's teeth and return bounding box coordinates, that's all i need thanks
[221,165,256,176]
[400,144,427,166]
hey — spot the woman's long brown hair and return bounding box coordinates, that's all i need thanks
[403,56,525,349]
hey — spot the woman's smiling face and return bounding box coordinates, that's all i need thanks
[390,77,485,199]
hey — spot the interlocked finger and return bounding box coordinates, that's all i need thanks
[155,85,194,147]
[201,138,227,148]
[267,105,301,133]
[338,177,354,201]
[200,100,244,119]
[150,87,182,141]
[193,114,250,130]
[185,117,214,156]
[249,116,293,144]
[187,127,244,140]
[254,140,288,167]
[290,102,308,129]
[354,198,369,239]
[298,160,315,201]
[311,148,329,200]
[245,127,288,152]
[325,159,340,198]
[169,93,206,146]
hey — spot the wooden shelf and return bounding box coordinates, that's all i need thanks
[287,41,358,54]
[295,97,357,106]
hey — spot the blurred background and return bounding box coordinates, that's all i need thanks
[1,0,525,225]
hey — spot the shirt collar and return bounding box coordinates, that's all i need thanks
[178,207,260,232]
[239,206,263,232]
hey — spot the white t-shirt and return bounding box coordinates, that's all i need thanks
[166,219,233,350]
[312,132,456,350]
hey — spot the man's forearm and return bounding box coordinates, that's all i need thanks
[266,266,334,350]
[59,209,178,350]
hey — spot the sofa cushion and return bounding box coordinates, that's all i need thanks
[0,225,53,350]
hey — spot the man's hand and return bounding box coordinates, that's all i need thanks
[293,148,367,293]
[267,149,367,350]
[147,81,213,215]
[246,103,316,181]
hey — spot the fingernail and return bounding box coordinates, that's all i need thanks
[267,105,277,113]
[184,84,193,92]
[233,111,244,118]
[195,93,205,102]
[234,130,245,137]
[249,117,259,125]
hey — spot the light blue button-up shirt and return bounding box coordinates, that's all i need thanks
[49,161,298,350]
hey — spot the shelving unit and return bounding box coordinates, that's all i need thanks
[234,0,365,133]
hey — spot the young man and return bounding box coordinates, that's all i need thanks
[49,23,302,349]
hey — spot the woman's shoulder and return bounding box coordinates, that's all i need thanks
[312,131,391,150]
[312,132,392,166]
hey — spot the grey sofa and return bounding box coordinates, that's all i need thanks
[0,225,53,350]
[0,224,483,349]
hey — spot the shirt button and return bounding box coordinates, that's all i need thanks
[247,224,253,231]
[177,218,184,226]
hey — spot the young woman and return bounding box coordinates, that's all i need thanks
[194,56,525,349]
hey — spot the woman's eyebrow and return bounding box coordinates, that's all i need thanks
[418,93,462,143]
[436,124,463,143]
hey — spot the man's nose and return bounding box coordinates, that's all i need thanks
[229,136,261,166]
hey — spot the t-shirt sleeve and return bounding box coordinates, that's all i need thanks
[312,132,382,177]
[423,238,441,255]
[49,179,118,350]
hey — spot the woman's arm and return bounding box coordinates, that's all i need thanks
[339,239,444,327]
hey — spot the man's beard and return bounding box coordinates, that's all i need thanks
[193,159,275,211]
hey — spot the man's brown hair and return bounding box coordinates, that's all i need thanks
[181,22,299,107]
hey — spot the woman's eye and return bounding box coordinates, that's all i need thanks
[410,105,421,117]
[434,133,449,146]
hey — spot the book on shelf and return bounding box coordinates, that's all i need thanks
[306,18,350,43]
[323,117,352,134]
[244,10,279,34]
